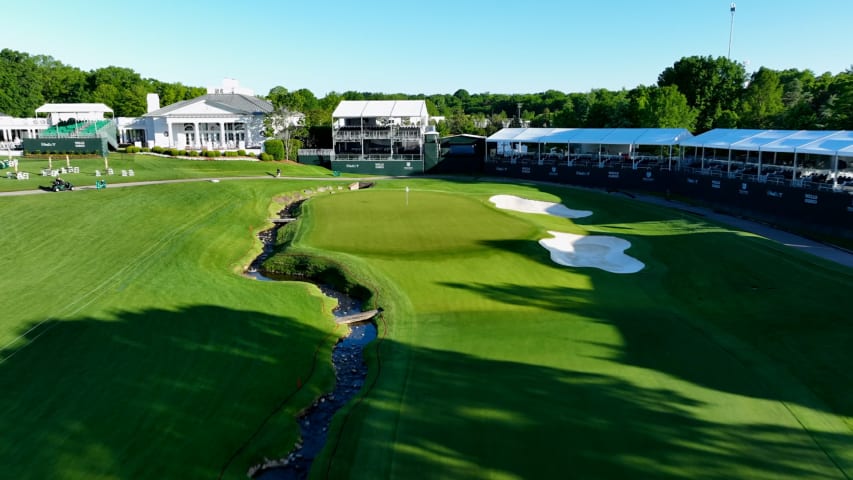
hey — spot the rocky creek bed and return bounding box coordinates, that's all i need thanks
[245,200,377,479]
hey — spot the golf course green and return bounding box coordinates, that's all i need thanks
[0,163,851,479]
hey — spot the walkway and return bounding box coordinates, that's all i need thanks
[630,192,853,269]
[2,174,851,269]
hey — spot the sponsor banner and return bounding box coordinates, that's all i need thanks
[332,160,424,176]
[482,163,850,228]
[23,137,108,156]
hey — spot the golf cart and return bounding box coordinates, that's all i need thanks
[50,177,73,192]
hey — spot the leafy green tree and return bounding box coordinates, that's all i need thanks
[823,68,853,129]
[0,49,44,117]
[149,80,205,108]
[741,67,784,128]
[658,55,746,131]
[264,106,307,160]
[88,66,148,116]
[628,85,696,129]
[586,89,631,127]
[34,55,88,104]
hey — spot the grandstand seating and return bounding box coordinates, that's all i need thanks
[40,120,112,138]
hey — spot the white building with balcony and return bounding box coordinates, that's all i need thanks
[117,80,273,150]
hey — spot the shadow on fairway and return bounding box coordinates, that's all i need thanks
[322,339,850,479]
[0,305,331,479]
[467,227,853,424]
[438,273,853,418]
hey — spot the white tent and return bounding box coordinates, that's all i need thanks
[332,100,428,122]
[35,103,113,123]
[486,127,692,167]
[681,129,853,185]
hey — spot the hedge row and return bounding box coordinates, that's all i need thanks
[123,146,256,158]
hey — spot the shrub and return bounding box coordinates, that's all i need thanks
[151,146,164,154]
[125,146,139,153]
[188,150,199,157]
[225,151,238,157]
[264,139,285,161]
[259,153,273,161]
[168,148,181,156]
[140,147,150,152]
[237,149,246,156]
[204,150,218,158]
[261,254,374,306]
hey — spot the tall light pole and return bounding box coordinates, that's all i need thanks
[516,103,523,127]
[728,3,736,59]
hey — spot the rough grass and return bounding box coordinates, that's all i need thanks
[294,179,853,479]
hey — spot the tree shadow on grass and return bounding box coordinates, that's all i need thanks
[324,340,850,479]
[460,230,853,423]
[0,305,333,479]
[437,275,853,421]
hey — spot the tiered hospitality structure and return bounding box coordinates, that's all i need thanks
[330,100,436,175]
[22,103,117,156]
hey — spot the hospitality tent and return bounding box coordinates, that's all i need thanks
[680,129,853,187]
[486,127,693,168]
[332,100,429,125]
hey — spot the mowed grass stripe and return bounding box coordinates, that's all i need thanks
[0,153,341,192]
[297,180,852,479]
[0,179,344,479]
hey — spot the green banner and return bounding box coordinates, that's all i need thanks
[331,160,424,176]
[23,137,108,156]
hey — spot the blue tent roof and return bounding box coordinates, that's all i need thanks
[680,129,853,157]
[486,127,692,146]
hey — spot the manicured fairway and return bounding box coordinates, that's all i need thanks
[0,179,346,478]
[1,174,851,479]
[0,153,338,192]
[290,180,853,479]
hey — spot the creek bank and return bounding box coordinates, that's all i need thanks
[246,275,376,480]
[245,196,377,479]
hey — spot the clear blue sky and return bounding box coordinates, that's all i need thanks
[2,0,851,97]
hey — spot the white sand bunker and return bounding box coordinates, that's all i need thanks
[489,195,592,219]
[539,231,645,274]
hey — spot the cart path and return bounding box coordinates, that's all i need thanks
[2,175,851,268]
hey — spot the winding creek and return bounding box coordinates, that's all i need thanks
[244,202,376,479]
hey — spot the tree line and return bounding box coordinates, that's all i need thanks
[3,48,852,137]
[0,49,205,118]
[265,56,853,137]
